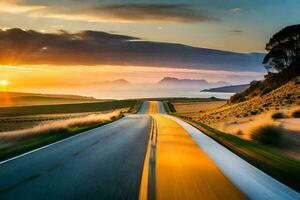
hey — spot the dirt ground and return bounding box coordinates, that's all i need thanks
[173,101,227,119]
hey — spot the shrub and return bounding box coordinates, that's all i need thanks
[261,87,273,95]
[236,130,243,135]
[291,109,300,118]
[250,110,259,115]
[250,124,282,146]
[230,94,246,103]
[271,112,286,120]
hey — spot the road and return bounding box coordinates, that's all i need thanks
[0,101,299,200]
[0,114,152,200]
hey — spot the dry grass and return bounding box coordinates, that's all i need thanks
[198,76,300,126]
[0,111,121,146]
[173,101,227,119]
[0,110,120,132]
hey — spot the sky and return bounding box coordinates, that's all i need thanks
[0,0,299,97]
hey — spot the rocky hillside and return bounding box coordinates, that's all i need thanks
[198,76,300,126]
[230,63,300,103]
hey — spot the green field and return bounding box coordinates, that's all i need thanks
[3,96,101,106]
[0,91,103,107]
[0,100,137,117]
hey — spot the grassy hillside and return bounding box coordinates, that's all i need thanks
[1,96,101,106]
[199,76,300,126]
[0,91,100,107]
[230,63,300,103]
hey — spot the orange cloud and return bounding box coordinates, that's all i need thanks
[0,1,46,13]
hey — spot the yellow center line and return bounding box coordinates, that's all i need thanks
[148,101,158,114]
[140,101,248,200]
[139,101,158,200]
[139,118,153,200]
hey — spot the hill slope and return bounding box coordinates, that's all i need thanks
[0,92,99,107]
[199,76,300,126]
[230,63,300,103]
[201,84,250,93]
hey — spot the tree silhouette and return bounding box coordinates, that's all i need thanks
[263,24,300,72]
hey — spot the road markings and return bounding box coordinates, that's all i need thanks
[139,116,157,200]
[139,102,158,200]
[148,116,157,200]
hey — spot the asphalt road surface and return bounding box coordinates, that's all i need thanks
[0,114,152,200]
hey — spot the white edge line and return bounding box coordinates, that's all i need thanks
[0,117,124,165]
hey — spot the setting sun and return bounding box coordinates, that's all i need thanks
[0,80,9,86]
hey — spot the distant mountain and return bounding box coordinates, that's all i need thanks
[112,79,130,85]
[201,84,250,93]
[158,77,209,85]
[158,77,230,88]
[100,79,130,85]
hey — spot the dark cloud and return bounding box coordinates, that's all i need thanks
[230,29,244,35]
[2,1,216,23]
[78,3,216,23]
[0,28,264,72]
[15,2,217,23]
